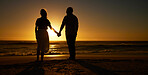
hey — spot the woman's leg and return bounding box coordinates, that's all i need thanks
[37,49,40,61]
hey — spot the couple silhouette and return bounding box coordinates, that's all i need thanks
[35,7,78,61]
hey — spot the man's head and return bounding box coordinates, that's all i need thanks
[66,7,73,15]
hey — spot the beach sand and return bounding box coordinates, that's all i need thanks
[0,55,148,75]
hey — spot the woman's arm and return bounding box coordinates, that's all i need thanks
[48,23,58,34]
[35,25,38,40]
[35,19,39,40]
[52,28,58,34]
[47,20,58,34]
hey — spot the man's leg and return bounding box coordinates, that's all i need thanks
[70,37,76,59]
[41,50,44,62]
[66,35,76,59]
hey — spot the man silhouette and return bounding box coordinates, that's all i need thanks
[58,7,78,60]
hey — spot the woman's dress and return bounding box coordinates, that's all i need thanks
[36,17,51,53]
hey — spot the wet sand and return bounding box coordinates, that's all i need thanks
[0,55,148,75]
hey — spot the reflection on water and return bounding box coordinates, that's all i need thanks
[50,44,56,48]
[44,55,69,60]
[45,55,67,57]
[47,44,57,54]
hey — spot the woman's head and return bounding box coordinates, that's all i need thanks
[40,9,47,18]
[66,7,73,15]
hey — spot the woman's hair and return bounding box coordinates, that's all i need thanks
[40,9,47,18]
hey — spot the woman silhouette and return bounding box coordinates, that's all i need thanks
[35,9,57,61]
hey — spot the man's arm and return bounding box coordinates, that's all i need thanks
[59,23,65,33]
[59,17,66,34]
[76,17,79,33]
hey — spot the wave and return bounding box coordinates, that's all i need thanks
[0,41,148,56]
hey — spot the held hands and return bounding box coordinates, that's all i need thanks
[57,32,61,37]
[52,28,61,37]
[55,31,61,37]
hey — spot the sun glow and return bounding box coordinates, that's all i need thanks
[47,27,57,36]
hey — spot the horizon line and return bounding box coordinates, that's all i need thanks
[0,40,148,42]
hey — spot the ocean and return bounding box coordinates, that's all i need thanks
[0,41,148,56]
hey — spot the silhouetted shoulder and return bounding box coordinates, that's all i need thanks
[73,15,78,24]
[38,17,50,22]
[64,15,77,19]
[35,18,41,26]
[36,18,43,23]
[63,16,67,20]
[73,15,78,20]
[63,15,78,24]
[35,17,51,29]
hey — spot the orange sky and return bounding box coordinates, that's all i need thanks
[0,0,148,41]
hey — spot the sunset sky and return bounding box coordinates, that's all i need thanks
[0,0,148,41]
